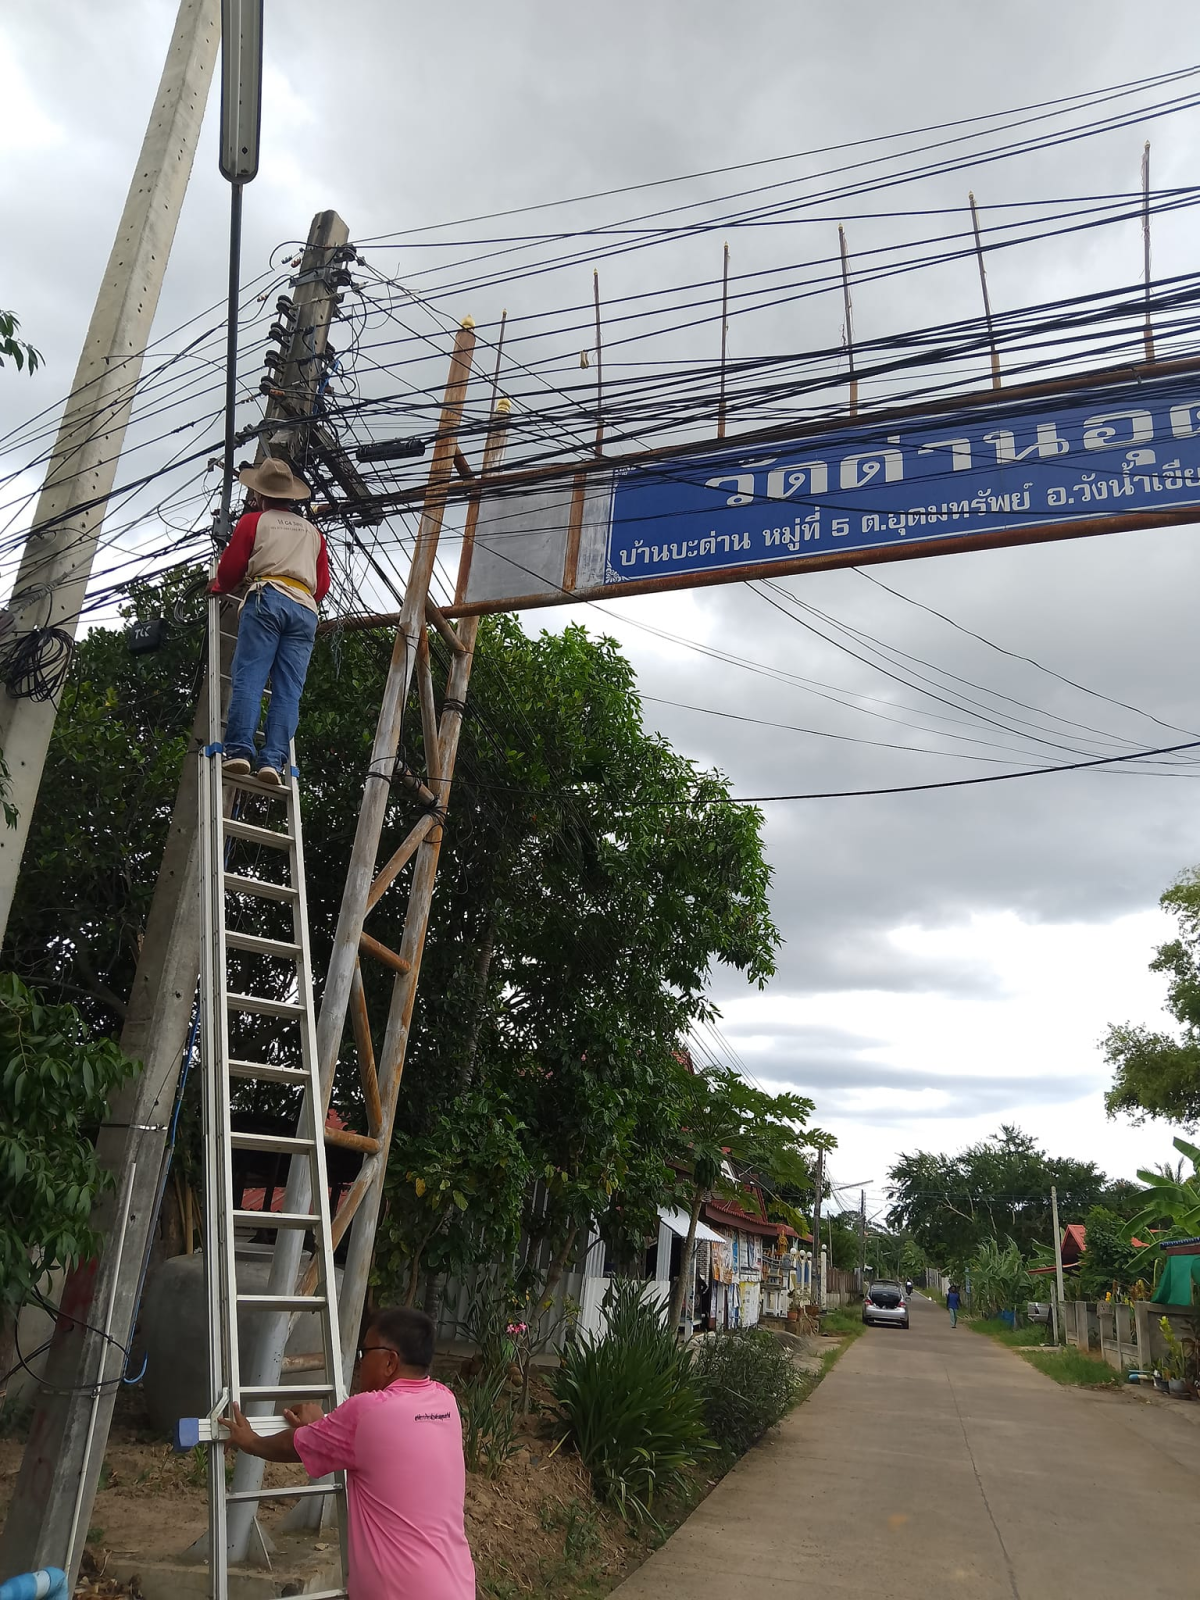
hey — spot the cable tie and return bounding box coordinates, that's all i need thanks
[203,742,224,758]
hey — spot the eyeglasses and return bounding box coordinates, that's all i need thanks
[355,1342,396,1364]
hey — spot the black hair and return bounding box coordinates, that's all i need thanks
[369,1306,435,1372]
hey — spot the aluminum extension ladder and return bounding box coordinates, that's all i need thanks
[177,590,348,1599]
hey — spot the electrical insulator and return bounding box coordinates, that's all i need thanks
[275,295,295,319]
[268,321,288,343]
[263,351,282,370]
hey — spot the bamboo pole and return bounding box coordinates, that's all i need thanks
[969,191,1002,390]
[1142,142,1156,365]
[717,241,730,439]
[593,268,604,455]
[838,225,857,415]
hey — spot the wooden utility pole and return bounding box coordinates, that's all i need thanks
[0,211,349,1584]
[0,0,220,946]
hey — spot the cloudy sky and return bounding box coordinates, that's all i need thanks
[5,1,1200,1225]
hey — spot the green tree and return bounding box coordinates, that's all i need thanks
[1104,868,1200,1127]
[0,309,41,375]
[886,1126,1108,1272]
[664,1061,823,1331]
[0,972,135,1382]
[1076,1205,1147,1301]
[4,573,781,1312]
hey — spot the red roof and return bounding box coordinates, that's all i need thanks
[703,1196,799,1240]
[1062,1224,1087,1265]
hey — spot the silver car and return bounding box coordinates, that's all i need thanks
[862,1280,909,1329]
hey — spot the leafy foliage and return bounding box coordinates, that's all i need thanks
[964,1237,1028,1319]
[0,310,41,376]
[887,1126,1109,1271]
[1104,868,1200,1126]
[455,1366,520,1478]
[1076,1206,1148,1300]
[550,1280,710,1524]
[691,1327,802,1460]
[0,973,135,1306]
[3,573,780,1308]
[665,1061,822,1328]
[1127,1135,1200,1244]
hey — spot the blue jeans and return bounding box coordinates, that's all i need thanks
[949,1305,958,1327]
[223,585,317,772]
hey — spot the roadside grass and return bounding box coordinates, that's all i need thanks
[968,1318,1124,1388]
[969,1316,1053,1349]
[820,1305,866,1339]
[1021,1346,1124,1388]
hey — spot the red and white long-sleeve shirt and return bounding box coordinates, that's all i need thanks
[213,508,330,614]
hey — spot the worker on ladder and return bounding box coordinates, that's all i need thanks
[211,457,330,785]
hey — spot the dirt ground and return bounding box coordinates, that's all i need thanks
[0,1362,698,1600]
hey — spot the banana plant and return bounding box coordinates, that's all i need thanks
[1128,1137,1200,1247]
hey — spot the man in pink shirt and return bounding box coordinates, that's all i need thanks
[222,1307,475,1599]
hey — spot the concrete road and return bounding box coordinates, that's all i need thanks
[611,1294,1200,1599]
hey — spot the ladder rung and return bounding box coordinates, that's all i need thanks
[236,1293,328,1310]
[228,1058,308,1085]
[227,992,305,1019]
[226,1482,340,1503]
[224,871,298,902]
[226,930,303,960]
[225,817,295,850]
[222,770,286,797]
[232,1210,322,1230]
[239,1382,335,1399]
[230,1131,316,1155]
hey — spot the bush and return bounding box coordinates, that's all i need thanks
[550,1280,710,1524]
[691,1328,803,1460]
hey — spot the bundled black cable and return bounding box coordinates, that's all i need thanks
[0,626,75,701]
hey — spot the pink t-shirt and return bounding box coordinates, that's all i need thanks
[293,1377,475,1600]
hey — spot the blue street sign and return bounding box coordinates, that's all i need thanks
[603,371,1200,587]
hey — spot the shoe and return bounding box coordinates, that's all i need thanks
[223,755,252,777]
[255,764,283,787]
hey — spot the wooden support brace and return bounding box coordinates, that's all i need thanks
[416,633,443,789]
[324,1126,380,1155]
[350,962,383,1136]
[425,598,466,655]
[359,929,411,974]
[395,766,439,810]
[366,814,436,913]
[453,446,475,480]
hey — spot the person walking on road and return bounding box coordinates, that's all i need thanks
[947,1282,961,1328]
[210,457,330,785]
[222,1306,475,1599]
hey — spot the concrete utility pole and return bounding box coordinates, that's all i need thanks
[812,1149,824,1309]
[859,1188,867,1293]
[0,0,220,946]
[0,211,349,1585]
[1050,1184,1065,1346]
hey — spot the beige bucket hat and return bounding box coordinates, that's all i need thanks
[238,457,310,501]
